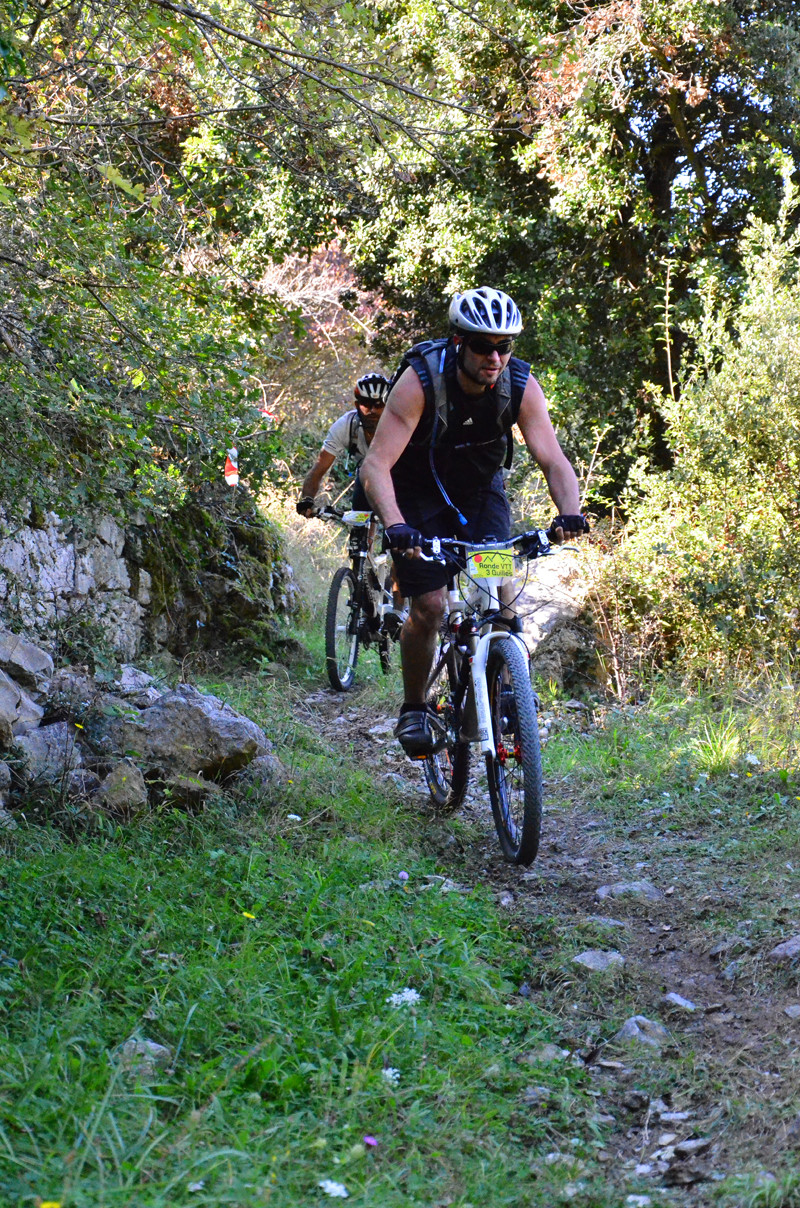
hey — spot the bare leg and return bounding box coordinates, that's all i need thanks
[400,588,447,705]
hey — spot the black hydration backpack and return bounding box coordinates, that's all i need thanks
[346,409,361,459]
[391,338,530,469]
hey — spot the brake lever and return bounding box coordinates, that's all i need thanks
[418,536,446,564]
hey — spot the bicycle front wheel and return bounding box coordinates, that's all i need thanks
[485,637,542,865]
[325,566,360,691]
[424,639,470,812]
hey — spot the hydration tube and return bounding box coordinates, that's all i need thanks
[428,345,468,527]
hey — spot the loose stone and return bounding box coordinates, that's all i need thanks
[596,881,663,903]
[573,949,625,972]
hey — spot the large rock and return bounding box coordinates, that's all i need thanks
[0,510,145,661]
[0,669,44,746]
[109,684,268,779]
[518,554,597,689]
[97,758,148,815]
[16,721,83,782]
[0,629,53,697]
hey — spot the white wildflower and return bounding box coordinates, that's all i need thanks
[287,813,302,821]
[386,987,421,1007]
[187,1182,205,1193]
[744,753,760,766]
[382,1067,401,1084]
[319,1179,349,1198]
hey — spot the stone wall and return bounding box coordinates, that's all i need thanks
[0,497,297,664]
[0,511,149,661]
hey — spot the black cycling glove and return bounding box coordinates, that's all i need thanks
[296,496,316,516]
[551,514,590,535]
[385,522,424,552]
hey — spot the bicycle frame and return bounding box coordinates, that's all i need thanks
[321,508,392,624]
[430,531,552,758]
[446,579,529,758]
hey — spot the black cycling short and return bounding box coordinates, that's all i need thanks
[391,471,511,598]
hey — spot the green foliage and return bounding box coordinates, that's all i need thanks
[330,0,800,492]
[596,182,800,671]
[0,1,310,526]
[5,0,800,519]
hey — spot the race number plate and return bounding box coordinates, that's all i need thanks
[343,510,371,525]
[468,549,514,578]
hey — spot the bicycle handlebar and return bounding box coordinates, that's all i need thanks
[416,527,557,565]
[314,505,379,525]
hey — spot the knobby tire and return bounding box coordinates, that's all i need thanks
[485,637,542,865]
[424,638,470,812]
[325,566,360,691]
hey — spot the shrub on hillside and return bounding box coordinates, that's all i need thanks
[596,184,800,674]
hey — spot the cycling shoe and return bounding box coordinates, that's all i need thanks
[394,706,447,758]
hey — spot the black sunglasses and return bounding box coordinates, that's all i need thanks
[466,335,514,356]
[357,399,385,412]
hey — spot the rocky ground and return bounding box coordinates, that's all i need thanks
[302,679,800,1208]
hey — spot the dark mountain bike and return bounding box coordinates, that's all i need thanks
[419,527,561,866]
[318,506,405,691]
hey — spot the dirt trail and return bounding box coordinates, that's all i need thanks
[303,681,799,1205]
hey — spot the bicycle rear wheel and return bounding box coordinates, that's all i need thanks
[424,639,470,812]
[485,637,542,865]
[325,566,360,691]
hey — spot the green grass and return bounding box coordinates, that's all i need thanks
[3,552,799,1208]
[0,666,614,1208]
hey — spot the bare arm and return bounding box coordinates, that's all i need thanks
[300,449,336,503]
[361,367,426,527]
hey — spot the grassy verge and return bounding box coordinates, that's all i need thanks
[0,659,612,1208]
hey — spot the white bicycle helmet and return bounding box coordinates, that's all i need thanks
[448,287,523,336]
[354,372,391,402]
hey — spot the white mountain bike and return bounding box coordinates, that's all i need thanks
[419,527,558,865]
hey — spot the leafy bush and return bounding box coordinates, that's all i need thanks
[595,177,800,674]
